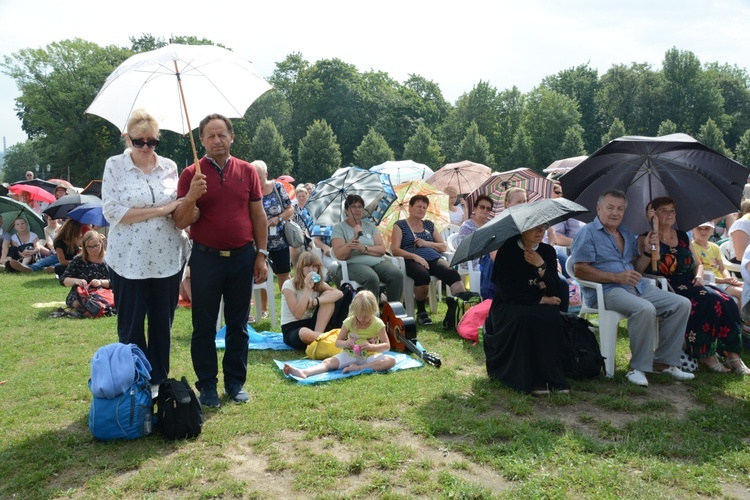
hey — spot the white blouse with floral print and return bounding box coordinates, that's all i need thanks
[102,149,189,279]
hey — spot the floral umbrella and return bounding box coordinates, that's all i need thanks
[377,180,450,251]
[466,167,555,217]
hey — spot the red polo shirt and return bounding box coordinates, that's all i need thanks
[177,156,262,249]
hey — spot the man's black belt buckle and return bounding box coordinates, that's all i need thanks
[194,241,253,257]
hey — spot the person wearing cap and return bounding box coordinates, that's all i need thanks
[53,185,68,200]
[692,220,743,306]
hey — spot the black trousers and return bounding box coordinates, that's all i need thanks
[189,245,255,391]
[109,266,183,385]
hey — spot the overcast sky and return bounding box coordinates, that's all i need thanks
[1,0,749,150]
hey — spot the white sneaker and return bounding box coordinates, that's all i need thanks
[626,369,649,387]
[659,365,695,381]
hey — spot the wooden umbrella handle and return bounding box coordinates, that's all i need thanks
[651,216,659,272]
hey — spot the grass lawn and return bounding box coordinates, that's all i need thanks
[2,271,750,499]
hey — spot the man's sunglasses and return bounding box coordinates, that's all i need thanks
[131,138,160,148]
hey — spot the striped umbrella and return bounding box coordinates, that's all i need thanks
[466,168,556,217]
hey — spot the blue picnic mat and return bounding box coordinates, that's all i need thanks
[216,324,294,350]
[274,352,422,385]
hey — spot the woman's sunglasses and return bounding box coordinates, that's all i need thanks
[131,138,160,148]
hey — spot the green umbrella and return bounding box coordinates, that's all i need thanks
[0,196,45,236]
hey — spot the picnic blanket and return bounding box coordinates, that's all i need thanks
[274,352,422,385]
[215,325,294,350]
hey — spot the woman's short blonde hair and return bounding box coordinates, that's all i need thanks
[126,109,159,141]
[295,186,309,196]
[443,185,458,196]
[251,160,268,179]
[347,290,379,331]
[504,187,527,206]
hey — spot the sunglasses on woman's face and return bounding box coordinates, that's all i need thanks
[131,138,160,148]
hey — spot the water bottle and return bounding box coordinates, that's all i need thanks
[311,272,321,283]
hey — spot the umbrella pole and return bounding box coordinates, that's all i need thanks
[174,61,202,175]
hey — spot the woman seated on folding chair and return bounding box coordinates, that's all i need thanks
[637,197,749,374]
[391,195,464,325]
[331,194,403,303]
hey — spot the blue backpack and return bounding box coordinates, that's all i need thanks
[88,343,153,441]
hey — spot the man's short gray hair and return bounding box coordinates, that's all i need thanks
[596,189,628,208]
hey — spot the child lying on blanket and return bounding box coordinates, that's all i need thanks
[284,290,396,379]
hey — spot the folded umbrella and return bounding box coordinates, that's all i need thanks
[450,198,588,267]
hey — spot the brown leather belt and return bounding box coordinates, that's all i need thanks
[192,241,253,257]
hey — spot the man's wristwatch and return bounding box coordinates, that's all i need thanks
[258,248,269,258]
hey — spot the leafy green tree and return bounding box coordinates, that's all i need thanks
[595,62,666,136]
[296,119,341,182]
[657,119,678,136]
[559,125,587,158]
[506,126,535,169]
[734,129,750,167]
[522,87,581,171]
[542,63,601,152]
[249,118,294,177]
[661,48,727,135]
[698,118,729,156]
[457,122,494,166]
[439,81,500,162]
[402,75,451,129]
[1,39,132,184]
[493,86,525,169]
[403,123,444,168]
[353,128,394,168]
[1,140,39,183]
[601,118,627,146]
[704,62,750,151]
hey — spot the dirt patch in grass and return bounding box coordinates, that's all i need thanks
[223,426,511,496]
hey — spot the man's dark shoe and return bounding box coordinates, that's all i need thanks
[417,311,433,326]
[199,384,220,408]
[226,384,249,404]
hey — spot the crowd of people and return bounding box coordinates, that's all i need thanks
[4,108,750,404]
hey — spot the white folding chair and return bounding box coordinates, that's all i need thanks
[566,258,660,377]
[441,224,460,241]
[445,233,480,294]
[393,256,439,317]
[720,240,742,275]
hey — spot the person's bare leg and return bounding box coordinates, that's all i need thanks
[313,302,335,332]
[342,355,396,374]
[298,327,319,345]
[284,357,340,379]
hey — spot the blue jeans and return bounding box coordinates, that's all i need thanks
[29,253,59,271]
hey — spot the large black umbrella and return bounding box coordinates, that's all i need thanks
[81,180,102,198]
[450,198,588,267]
[43,194,101,220]
[0,196,45,236]
[560,134,749,235]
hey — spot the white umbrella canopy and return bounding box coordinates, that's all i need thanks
[86,44,272,174]
[370,160,434,184]
[86,44,272,135]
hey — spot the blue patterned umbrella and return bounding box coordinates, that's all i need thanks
[303,167,396,230]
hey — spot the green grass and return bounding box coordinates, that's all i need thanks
[2,272,750,499]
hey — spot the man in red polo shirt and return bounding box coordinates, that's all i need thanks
[175,114,268,407]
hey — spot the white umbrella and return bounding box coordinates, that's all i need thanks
[86,43,272,173]
[370,160,433,184]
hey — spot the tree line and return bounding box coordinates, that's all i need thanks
[2,34,749,186]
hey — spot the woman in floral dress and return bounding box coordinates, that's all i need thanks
[636,197,749,374]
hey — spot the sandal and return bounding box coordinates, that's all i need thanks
[699,355,731,373]
[724,357,750,375]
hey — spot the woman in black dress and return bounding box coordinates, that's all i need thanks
[483,223,570,395]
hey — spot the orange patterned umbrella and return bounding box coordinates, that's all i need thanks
[378,180,450,251]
